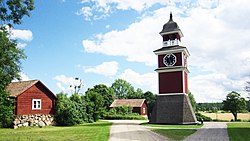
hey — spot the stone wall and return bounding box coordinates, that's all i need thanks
[13,114,54,129]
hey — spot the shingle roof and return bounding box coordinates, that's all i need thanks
[6,80,39,97]
[110,99,146,107]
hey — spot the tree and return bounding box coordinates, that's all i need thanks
[85,89,104,122]
[54,93,79,126]
[0,0,34,26]
[0,0,34,128]
[142,91,156,116]
[0,0,34,88]
[89,84,114,111]
[111,79,134,99]
[245,81,250,111]
[127,88,143,99]
[188,91,196,112]
[222,91,247,121]
[0,89,14,127]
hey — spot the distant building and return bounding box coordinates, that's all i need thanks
[110,99,148,116]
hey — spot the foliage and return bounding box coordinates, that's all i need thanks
[0,0,34,26]
[104,114,146,120]
[196,102,223,112]
[0,27,26,89]
[108,106,133,115]
[0,1,34,128]
[142,91,156,117]
[89,84,114,112]
[111,79,134,99]
[245,81,250,111]
[85,89,104,122]
[54,93,87,126]
[151,129,197,141]
[127,88,143,99]
[222,91,247,121]
[0,89,14,128]
[0,121,111,141]
[104,106,146,120]
[227,122,250,141]
[195,112,212,121]
[188,91,196,111]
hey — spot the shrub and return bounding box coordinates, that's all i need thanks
[54,93,87,126]
[104,114,146,120]
[103,106,146,120]
[0,90,14,128]
[195,112,212,121]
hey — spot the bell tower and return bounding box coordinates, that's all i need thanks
[150,13,197,124]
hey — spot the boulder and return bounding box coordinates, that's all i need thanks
[23,122,29,127]
[38,121,45,127]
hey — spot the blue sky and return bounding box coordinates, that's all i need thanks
[12,0,250,102]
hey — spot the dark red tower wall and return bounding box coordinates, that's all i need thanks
[158,71,183,94]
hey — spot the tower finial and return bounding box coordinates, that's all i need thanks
[170,12,173,21]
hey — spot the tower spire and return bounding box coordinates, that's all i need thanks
[170,12,173,21]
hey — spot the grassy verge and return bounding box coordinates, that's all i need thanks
[227,122,250,141]
[141,122,203,129]
[0,121,111,141]
[151,129,196,140]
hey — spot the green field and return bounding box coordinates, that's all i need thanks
[0,121,111,141]
[227,122,250,141]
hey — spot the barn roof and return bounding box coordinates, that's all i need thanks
[6,80,56,98]
[110,99,146,107]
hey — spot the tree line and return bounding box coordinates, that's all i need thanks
[54,79,156,125]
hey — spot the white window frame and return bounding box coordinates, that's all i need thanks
[32,99,41,110]
[143,107,146,114]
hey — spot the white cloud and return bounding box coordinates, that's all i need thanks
[54,75,84,93]
[12,72,30,82]
[84,61,119,77]
[11,29,33,41]
[20,73,30,81]
[83,16,162,66]
[119,69,157,93]
[76,6,93,21]
[82,0,250,102]
[78,0,169,20]
[16,43,27,49]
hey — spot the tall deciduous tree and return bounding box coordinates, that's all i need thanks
[0,0,34,26]
[111,79,134,99]
[127,88,143,99]
[89,84,114,111]
[85,89,104,122]
[245,81,250,111]
[0,0,34,128]
[222,91,247,121]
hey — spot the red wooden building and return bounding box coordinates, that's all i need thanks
[7,80,57,115]
[110,99,148,116]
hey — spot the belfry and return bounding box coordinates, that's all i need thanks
[150,13,197,124]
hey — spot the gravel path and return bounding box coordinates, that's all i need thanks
[106,120,229,141]
[184,122,229,141]
[106,120,168,141]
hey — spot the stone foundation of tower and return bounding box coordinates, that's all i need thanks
[149,94,197,124]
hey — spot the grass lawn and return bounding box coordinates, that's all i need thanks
[227,122,250,141]
[0,121,112,141]
[141,122,203,129]
[151,129,196,140]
